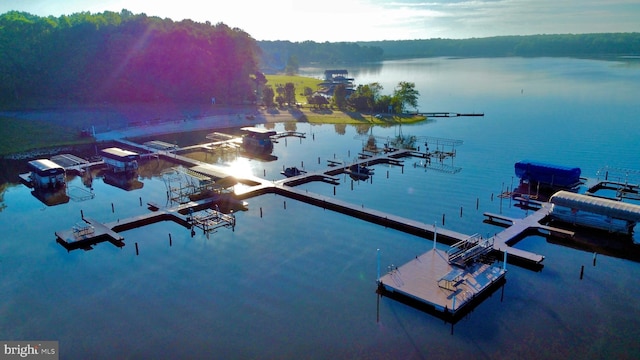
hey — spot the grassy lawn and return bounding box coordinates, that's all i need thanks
[0,117,92,156]
[264,74,323,104]
[265,74,427,125]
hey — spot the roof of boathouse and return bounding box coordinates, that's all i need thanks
[550,190,640,222]
[100,147,140,161]
[28,159,65,174]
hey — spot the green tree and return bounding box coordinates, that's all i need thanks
[393,81,419,113]
[284,55,299,75]
[332,84,347,110]
[284,82,296,106]
[262,85,274,107]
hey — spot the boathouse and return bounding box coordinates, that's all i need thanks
[549,190,640,235]
[515,160,581,189]
[241,127,276,154]
[27,159,66,189]
[100,147,140,173]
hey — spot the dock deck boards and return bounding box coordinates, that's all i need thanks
[379,249,506,314]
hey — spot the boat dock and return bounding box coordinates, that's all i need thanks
[420,112,485,117]
[378,235,506,319]
[56,197,236,251]
[75,139,550,267]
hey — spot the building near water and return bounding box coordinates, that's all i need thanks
[100,147,139,173]
[241,127,276,154]
[550,190,640,235]
[27,159,66,189]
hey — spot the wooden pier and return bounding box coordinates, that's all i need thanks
[106,139,550,267]
[420,112,484,118]
[55,197,236,251]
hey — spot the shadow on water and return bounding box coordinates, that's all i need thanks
[376,278,508,332]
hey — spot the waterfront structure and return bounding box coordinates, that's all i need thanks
[100,147,140,173]
[550,190,640,235]
[241,127,276,154]
[377,235,506,320]
[515,160,582,190]
[27,159,66,189]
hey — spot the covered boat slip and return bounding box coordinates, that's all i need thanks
[515,160,582,189]
[550,190,640,234]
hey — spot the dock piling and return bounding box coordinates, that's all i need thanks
[111,203,115,213]
[593,253,597,266]
[135,242,139,256]
[80,209,84,219]
[476,198,479,210]
[580,265,584,279]
[442,213,446,226]
[169,233,172,247]
[460,206,463,217]
[139,197,142,206]
[260,207,263,218]
[284,201,286,210]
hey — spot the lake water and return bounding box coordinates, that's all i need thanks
[2,57,640,359]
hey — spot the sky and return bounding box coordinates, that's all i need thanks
[2,0,639,42]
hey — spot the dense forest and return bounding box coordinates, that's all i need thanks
[358,33,640,59]
[0,10,261,108]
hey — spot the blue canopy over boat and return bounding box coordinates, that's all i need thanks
[515,160,581,188]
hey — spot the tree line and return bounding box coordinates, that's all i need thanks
[0,10,262,107]
[2,9,638,109]
[358,33,640,59]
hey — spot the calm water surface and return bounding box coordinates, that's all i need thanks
[2,57,640,359]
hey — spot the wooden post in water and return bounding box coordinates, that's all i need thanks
[460,206,463,217]
[334,186,336,196]
[476,198,479,210]
[111,203,115,213]
[80,210,84,219]
[284,201,286,210]
[580,265,584,280]
[135,242,139,256]
[139,197,142,206]
[433,222,437,250]
[593,252,597,266]
[386,170,389,179]
[376,248,381,281]
[169,233,172,247]
[442,213,446,226]
[260,207,263,218]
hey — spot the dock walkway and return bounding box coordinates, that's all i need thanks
[80,140,548,266]
[378,248,505,317]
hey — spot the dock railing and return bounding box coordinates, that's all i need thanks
[447,234,493,266]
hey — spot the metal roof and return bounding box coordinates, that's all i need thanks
[28,159,64,172]
[550,190,640,222]
[101,147,139,159]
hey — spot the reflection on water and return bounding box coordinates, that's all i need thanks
[2,57,640,358]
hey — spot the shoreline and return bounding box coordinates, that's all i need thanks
[1,103,426,157]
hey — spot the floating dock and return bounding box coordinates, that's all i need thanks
[378,236,506,319]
